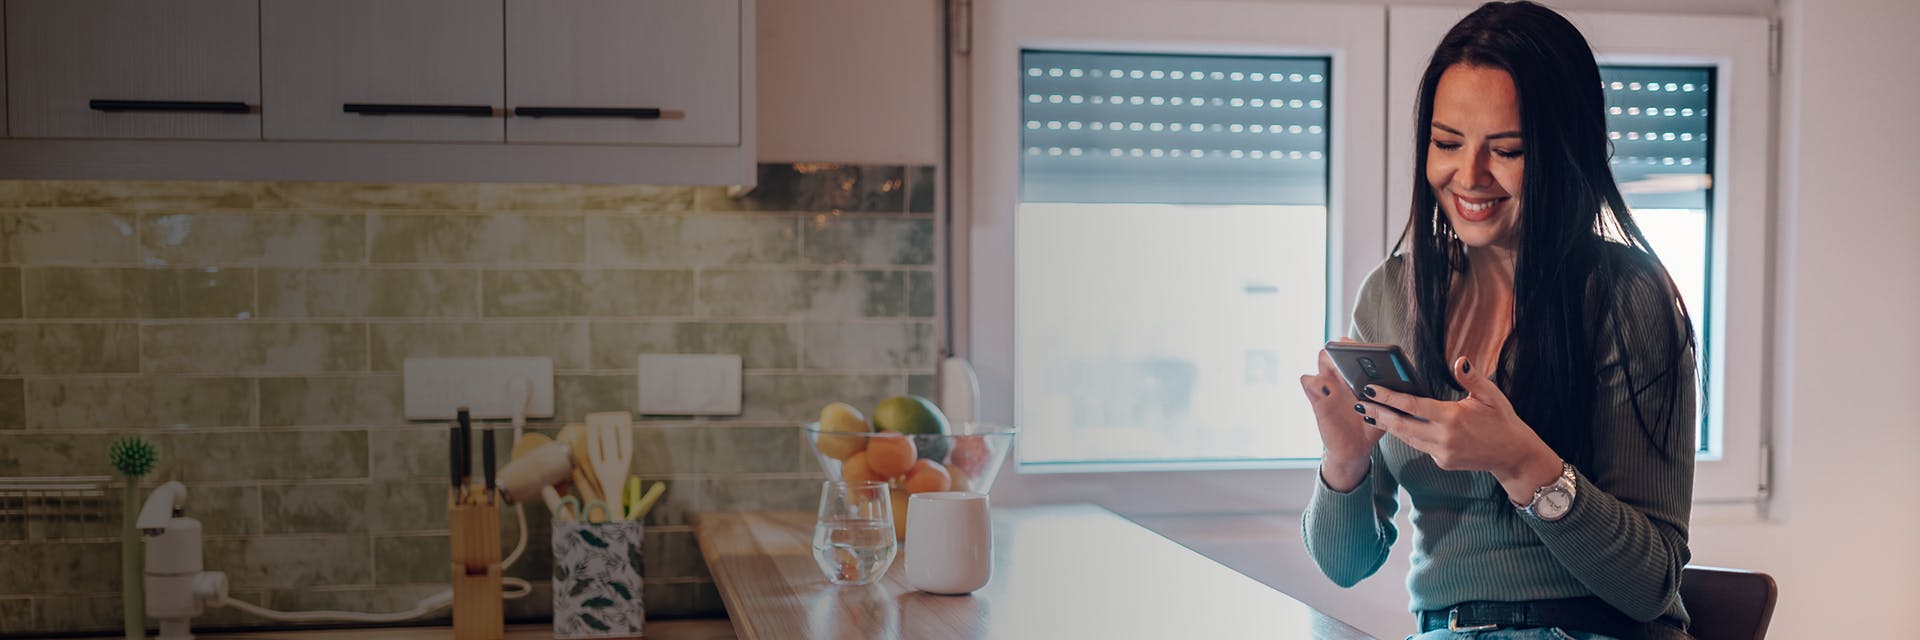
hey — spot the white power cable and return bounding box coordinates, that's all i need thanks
[214,503,534,622]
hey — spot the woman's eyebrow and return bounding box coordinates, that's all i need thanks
[1431,121,1523,140]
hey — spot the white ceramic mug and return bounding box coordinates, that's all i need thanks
[905,491,992,594]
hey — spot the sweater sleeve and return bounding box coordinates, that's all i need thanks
[1301,259,1403,588]
[1523,265,1697,621]
[1303,446,1400,587]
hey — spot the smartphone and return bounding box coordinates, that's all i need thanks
[1324,341,1429,401]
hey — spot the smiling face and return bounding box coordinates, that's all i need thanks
[1427,64,1525,253]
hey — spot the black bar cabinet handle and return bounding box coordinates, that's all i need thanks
[513,106,663,119]
[89,100,250,114]
[343,103,497,117]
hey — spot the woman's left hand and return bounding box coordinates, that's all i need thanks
[1358,356,1564,503]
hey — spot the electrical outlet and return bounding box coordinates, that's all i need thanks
[637,354,742,416]
[402,357,554,420]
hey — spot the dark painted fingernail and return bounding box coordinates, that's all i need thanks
[1321,385,1331,396]
[1462,359,1472,374]
[1363,415,1376,426]
[1363,386,1377,398]
[1353,403,1366,414]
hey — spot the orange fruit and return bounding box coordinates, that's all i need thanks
[865,433,917,479]
[903,459,952,494]
[841,451,884,483]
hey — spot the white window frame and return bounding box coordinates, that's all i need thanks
[1386,7,1773,505]
[964,0,1387,514]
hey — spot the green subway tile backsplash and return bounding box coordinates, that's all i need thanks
[368,321,588,371]
[0,323,141,374]
[142,212,365,266]
[801,321,937,370]
[7,210,139,265]
[0,164,937,634]
[803,217,936,265]
[143,322,366,374]
[700,269,907,318]
[24,267,254,319]
[260,268,478,318]
[27,376,253,429]
[475,183,697,213]
[587,214,799,266]
[588,321,800,370]
[43,180,259,210]
[0,268,20,318]
[368,213,583,264]
[259,375,403,427]
[0,380,23,429]
[481,269,696,317]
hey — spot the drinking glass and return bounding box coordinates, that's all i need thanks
[812,480,897,585]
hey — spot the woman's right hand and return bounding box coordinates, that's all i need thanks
[1300,342,1386,492]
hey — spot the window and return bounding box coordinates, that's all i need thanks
[962,2,1768,512]
[1016,51,1334,470]
[1600,65,1715,450]
[964,0,1385,511]
[1387,8,1773,504]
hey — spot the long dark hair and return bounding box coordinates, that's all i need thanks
[1397,1,1696,470]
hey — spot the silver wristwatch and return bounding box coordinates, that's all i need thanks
[1522,461,1578,521]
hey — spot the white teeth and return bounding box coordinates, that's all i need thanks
[1459,197,1497,213]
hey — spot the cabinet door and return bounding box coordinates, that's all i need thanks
[263,0,505,142]
[6,0,260,140]
[506,0,741,146]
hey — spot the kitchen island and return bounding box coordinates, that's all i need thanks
[693,504,1374,639]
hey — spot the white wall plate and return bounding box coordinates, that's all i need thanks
[402,356,554,420]
[637,353,742,416]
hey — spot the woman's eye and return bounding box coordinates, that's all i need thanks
[1432,140,1461,150]
[1494,148,1525,159]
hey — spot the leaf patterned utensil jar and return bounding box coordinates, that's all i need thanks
[552,519,645,638]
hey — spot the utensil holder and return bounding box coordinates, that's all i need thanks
[450,497,504,640]
[551,519,645,639]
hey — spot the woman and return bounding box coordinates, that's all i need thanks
[1299,3,1698,639]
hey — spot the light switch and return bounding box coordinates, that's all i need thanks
[402,357,554,420]
[637,354,742,416]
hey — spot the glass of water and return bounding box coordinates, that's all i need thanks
[812,480,897,586]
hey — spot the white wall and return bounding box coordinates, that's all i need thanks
[1684,0,1920,636]
[756,0,943,164]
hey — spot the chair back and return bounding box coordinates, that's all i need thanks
[1680,565,1778,640]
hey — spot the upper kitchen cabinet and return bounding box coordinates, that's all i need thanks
[5,0,261,140]
[262,0,506,142]
[506,0,742,145]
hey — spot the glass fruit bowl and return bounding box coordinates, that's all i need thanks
[803,421,1017,495]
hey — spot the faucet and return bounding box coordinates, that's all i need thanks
[138,482,228,640]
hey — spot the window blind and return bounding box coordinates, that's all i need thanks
[1019,50,1331,206]
[1602,66,1714,211]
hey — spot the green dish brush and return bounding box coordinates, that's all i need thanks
[110,436,157,640]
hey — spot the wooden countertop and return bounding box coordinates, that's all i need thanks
[692,505,1374,640]
[73,620,736,640]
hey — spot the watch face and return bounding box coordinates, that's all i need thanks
[1538,488,1572,520]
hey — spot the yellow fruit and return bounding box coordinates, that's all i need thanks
[889,487,909,541]
[948,465,975,493]
[815,402,872,461]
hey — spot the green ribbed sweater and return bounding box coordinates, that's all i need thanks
[1303,253,1696,627]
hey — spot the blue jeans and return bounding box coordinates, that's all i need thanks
[1407,628,1621,640]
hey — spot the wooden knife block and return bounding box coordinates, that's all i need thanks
[450,496,503,640]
